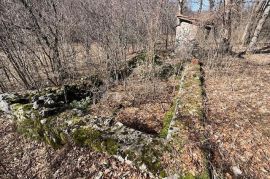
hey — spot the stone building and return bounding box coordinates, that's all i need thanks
[175,15,212,53]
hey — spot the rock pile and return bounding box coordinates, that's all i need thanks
[0,83,167,177]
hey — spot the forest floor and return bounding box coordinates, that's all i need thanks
[204,54,270,178]
[90,60,180,134]
[1,52,269,178]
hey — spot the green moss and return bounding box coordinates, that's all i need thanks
[181,96,203,118]
[43,126,66,149]
[103,138,119,155]
[123,149,137,160]
[160,100,177,138]
[17,118,43,140]
[140,144,166,176]
[71,116,86,125]
[160,170,167,178]
[12,103,42,140]
[11,103,33,113]
[180,173,195,179]
[12,103,66,149]
[175,84,180,91]
[73,127,102,145]
[196,171,209,179]
[180,172,209,179]
[72,127,119,154]
[180,67,204,119]
[183,76,201,89]
[85,138,103,152]
[60,132,68,143]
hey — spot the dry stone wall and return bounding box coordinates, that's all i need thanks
[0,61,209,178]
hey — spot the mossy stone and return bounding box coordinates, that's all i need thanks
[140,144,166,176]
[180,172,209,179]
[72,127,119,155]
[160,99,177,138]
[104,138,119,155]
[73,127,102,146]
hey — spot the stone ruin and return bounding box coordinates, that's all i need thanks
[0,60,209,178]
[0,83,167,176]
[175,15,212,55]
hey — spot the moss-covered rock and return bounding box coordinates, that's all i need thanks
[72,127,119,155]
[180,171,209,179]
[163,62,209,178]
[160,99,178,138]
[140,144,166,176]
[2,66,209,177]
[70,97,91,111]
[10,103,67,149]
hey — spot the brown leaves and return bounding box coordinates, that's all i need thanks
[204,56,270,177]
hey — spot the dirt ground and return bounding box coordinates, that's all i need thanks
[204,54,270,178]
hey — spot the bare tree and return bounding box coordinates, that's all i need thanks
[219,0,233,53]
[209,0,215,11]
[247,0,270,51]
[242,0,269,46]
[178,0,185,15]
[0,0,177,92]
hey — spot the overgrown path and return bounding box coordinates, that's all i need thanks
[204,54,270,178]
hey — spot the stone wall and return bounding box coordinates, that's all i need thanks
[0,61,210,178]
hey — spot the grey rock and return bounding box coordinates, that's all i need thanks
[0,94,11,113]
[0,93,19,113]
[33,101,40,110]
[38,96,45,101]
[72,108,84,117]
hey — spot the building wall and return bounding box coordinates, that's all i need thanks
[175,22,199,53]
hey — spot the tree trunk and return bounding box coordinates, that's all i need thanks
[242,0,267,46]
[209,0,215,11]
[178,0,185,15]
[247,1,270,51]
[198,0,203,12]
[220,0,232,53]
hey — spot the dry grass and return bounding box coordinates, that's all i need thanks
[90,61,179,134]
[204,54,270,178]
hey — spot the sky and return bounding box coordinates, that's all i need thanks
[188,0,210,11]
